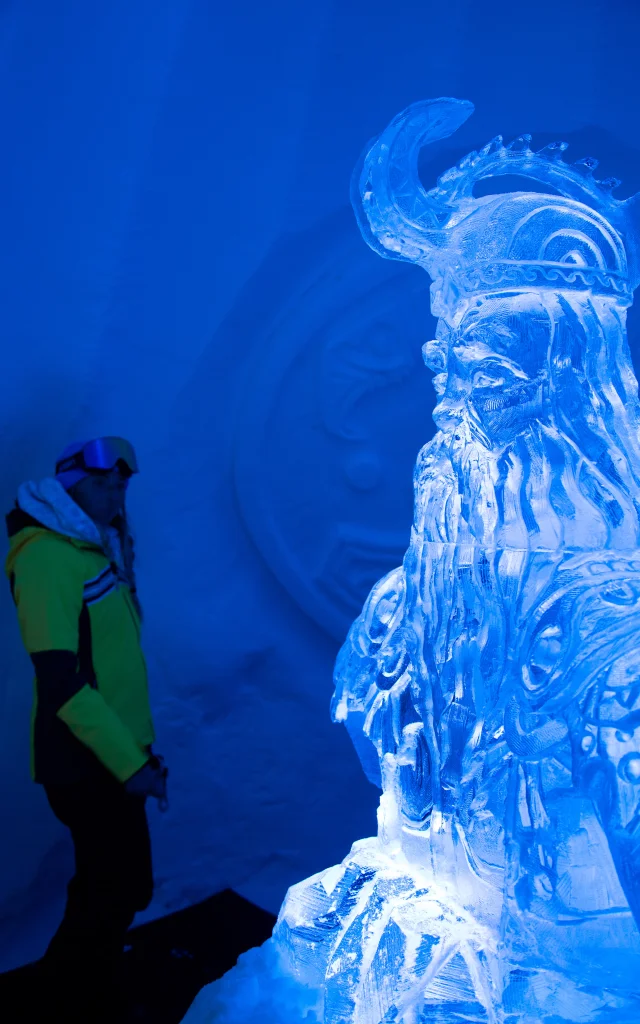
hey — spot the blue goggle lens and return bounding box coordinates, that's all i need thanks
[56,437,139,477]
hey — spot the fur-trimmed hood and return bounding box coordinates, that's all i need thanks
[6,479,141,619]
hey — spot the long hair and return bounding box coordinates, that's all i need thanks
[546,292,640,537]
[109,510,143,621]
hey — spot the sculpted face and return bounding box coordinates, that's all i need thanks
[424,293,551,447]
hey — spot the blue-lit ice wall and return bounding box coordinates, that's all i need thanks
[185,101,640,1022]
[1,0,640,982]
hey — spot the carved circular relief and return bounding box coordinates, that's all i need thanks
[234,214,435,639]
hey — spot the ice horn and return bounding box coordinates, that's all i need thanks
[351,97,475,266]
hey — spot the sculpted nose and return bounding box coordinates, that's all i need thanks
[422,339,446,373]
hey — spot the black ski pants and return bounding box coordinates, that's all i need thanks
[40,772,153,1021]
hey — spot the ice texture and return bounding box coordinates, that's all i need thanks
[182,99,640,1022]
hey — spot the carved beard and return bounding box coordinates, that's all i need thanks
[413,412,640,556]
[403,405,640,695]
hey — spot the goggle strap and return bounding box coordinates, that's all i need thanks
[56,454,84,474]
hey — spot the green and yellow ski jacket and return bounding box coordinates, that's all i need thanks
[6,482,155,785]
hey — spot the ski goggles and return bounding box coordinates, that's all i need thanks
[55,437,139,478]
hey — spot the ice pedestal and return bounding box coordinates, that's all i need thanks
[181,98,640,1022]
[183,793,640,1023]
[180,939,321,1024]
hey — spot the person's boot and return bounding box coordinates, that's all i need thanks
[33,955,76,1021]
[83,960,131,1023]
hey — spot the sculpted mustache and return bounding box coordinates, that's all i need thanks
[476,376,544,414]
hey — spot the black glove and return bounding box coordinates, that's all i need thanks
[149,752,169,810]
[124,756,168,805]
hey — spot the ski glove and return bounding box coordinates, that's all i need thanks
[125,753,168,809]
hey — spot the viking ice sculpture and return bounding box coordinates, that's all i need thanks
[183,99,640,1023]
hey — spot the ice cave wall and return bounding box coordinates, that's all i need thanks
[0,0,638,973]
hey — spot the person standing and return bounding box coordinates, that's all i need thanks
[5,437,168,1023]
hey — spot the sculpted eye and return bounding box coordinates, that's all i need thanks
[473,371,503,389]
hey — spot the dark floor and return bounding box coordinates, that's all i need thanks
[0,888,276,1023]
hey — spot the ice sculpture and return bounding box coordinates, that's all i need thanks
[183,99,640,1023]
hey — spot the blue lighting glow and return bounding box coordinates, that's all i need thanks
[185,98,640,1024]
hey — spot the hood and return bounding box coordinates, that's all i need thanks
[6,478,124,577]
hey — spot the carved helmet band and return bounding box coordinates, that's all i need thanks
[352,99,640,313]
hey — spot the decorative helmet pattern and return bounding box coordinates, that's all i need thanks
[351,98,640,316]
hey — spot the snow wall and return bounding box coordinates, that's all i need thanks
[0,0,639,973]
